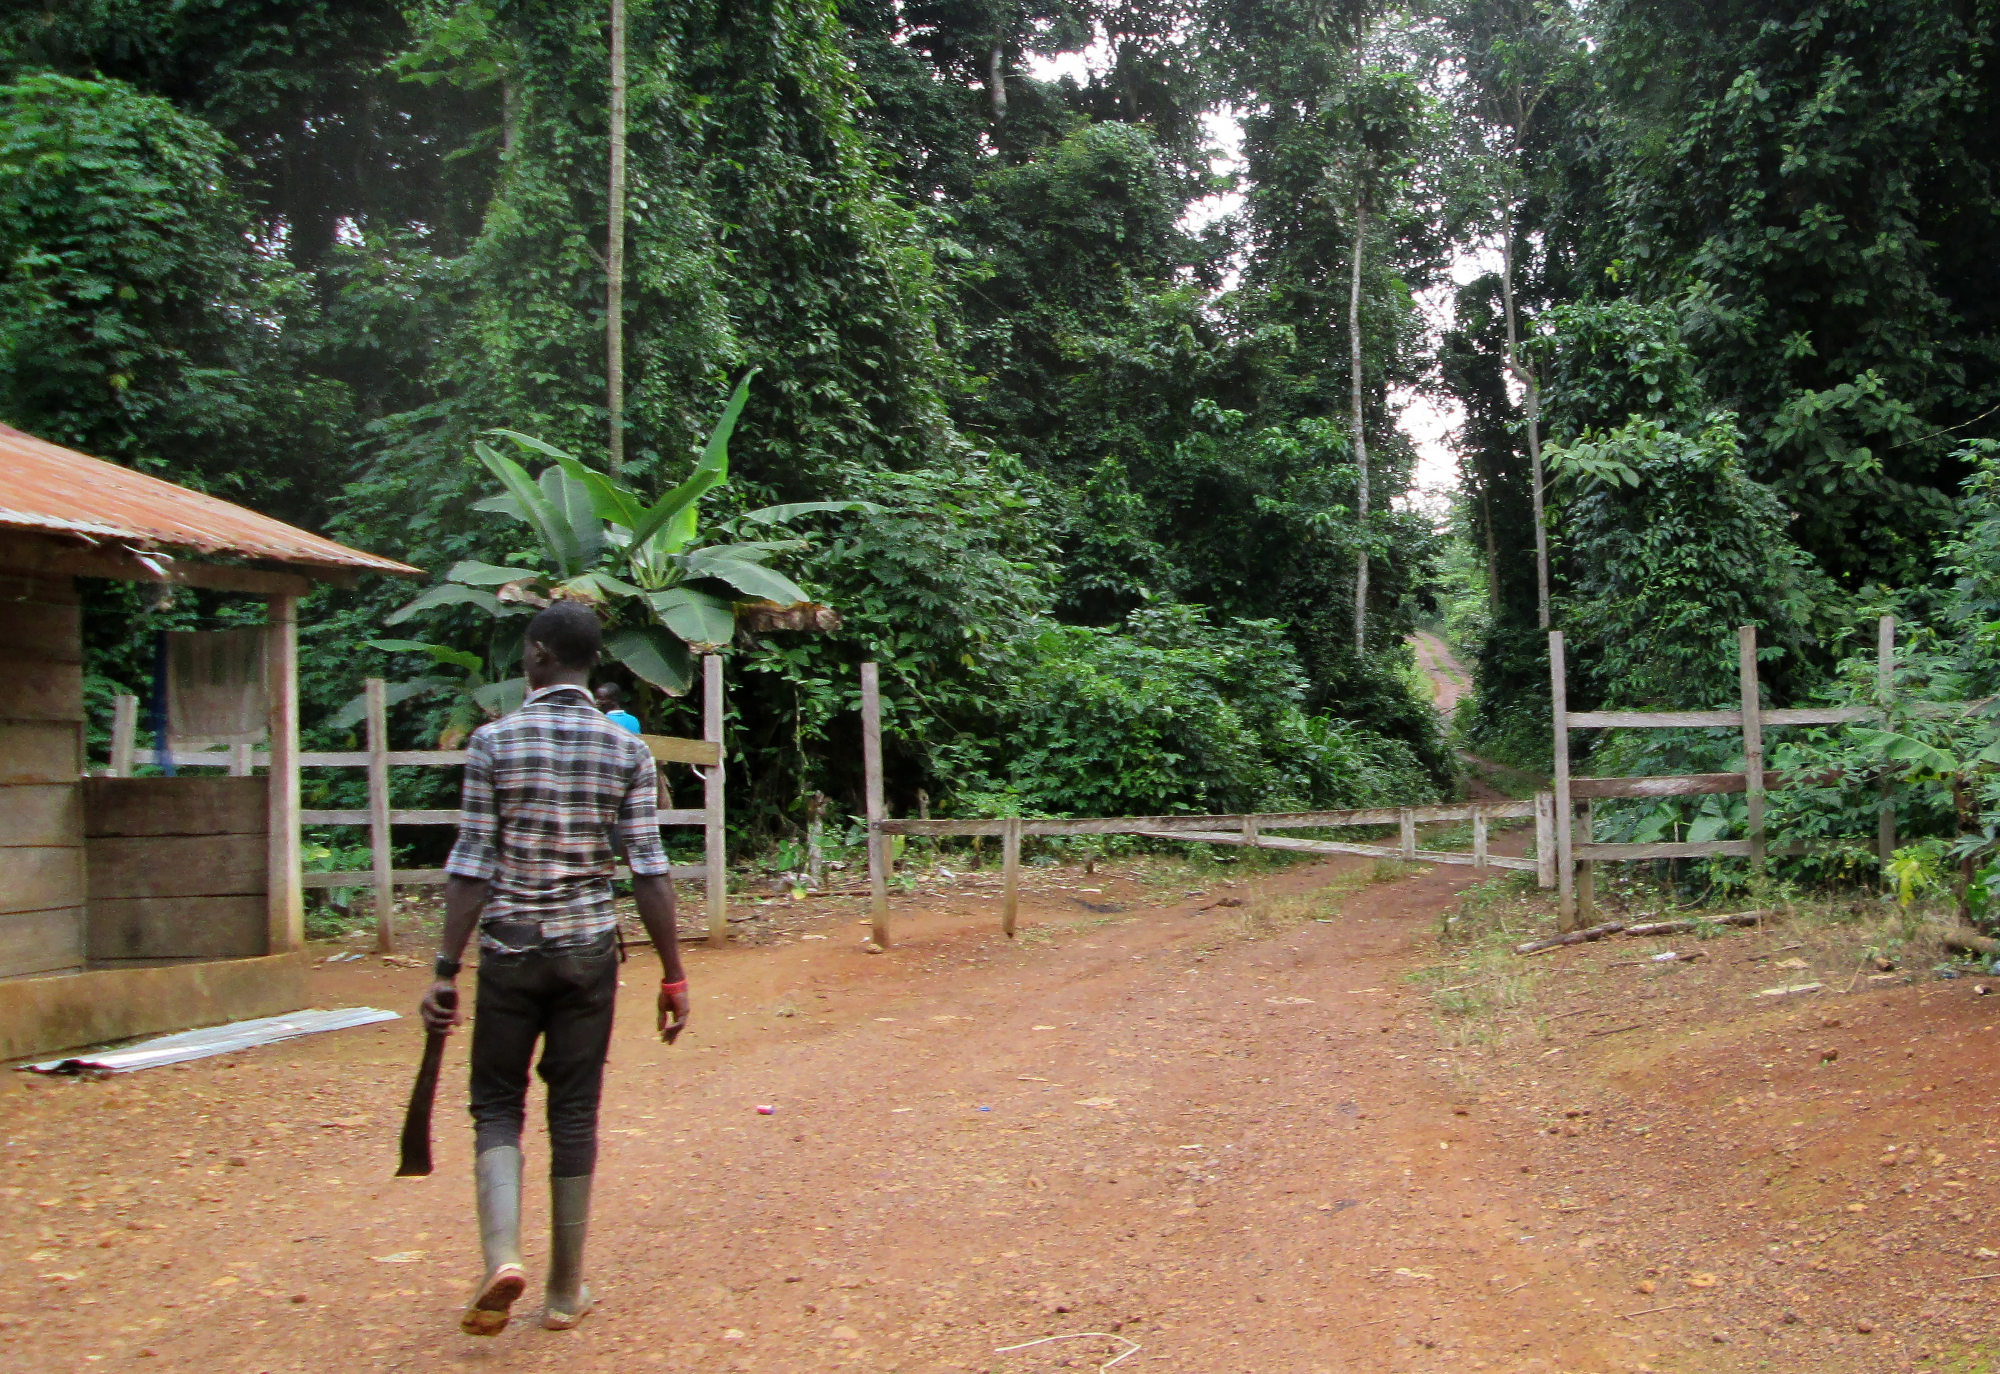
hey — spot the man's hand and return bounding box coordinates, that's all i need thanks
[419,980,461,1034]
[657,983,689,1044]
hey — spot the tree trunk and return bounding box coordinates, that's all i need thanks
[1500,220,1549,630]
[1480,469,1500,617]
[1350,196,1370,654]
[606,0,629,474]
[987,44,1008,123]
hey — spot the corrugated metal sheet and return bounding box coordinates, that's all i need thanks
[0,423,420,577]
[19,1007,401,1074]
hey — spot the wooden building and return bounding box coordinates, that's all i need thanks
[0,424,417,1058]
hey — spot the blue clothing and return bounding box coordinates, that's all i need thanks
[604,708,642,735]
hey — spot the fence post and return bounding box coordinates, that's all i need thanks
[860,662,889,949]
[228,740,253,777]
[1739,626,1765,873]
[1550,631,1575,930]
[703,654,727,944]
[1472,808,1488,870]
[1576,801,1595,922]
[1001,816,1022,938]
[110,694,137,777]
[1534,791,1555,889]
[1399,808,1416,860]
[1241,815,1259,868]
[1877,614,1896,882]
[366,677,395,952]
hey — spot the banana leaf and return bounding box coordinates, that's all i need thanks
[606,625,695,696]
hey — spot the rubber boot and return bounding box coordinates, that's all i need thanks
[541,1174,596,1330]
[460,1145,527,1336]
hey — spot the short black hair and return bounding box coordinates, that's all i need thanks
[595,680,627,706]
[525,600,602,669]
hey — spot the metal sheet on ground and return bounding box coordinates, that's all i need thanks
[19,1006,399,1075]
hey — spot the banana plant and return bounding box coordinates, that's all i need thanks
[331,639,524,749]
[385,375,879,696]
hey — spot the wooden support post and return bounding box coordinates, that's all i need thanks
[264,597,303,953]
[1877,614,1896,880]
[703,654,727,945]
[229,740,254,777]
[1739,625,1765,873]
[1551,631,1575,929]
[1472,809,1488,869]
[1241,815,1259,869]
[1399,808,1416,860]
[110,694,137,777]
[1534,790,1555,889]
[1001,815,1022,938]
[1576,801,1595,922]
[860,662,888,949]
[366,677,395,953]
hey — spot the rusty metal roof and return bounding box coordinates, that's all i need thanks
[0,424,420,578]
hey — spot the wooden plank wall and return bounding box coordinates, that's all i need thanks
[0,570,86,978]
[84,776,269,964]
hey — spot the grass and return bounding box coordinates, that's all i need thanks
[1409,865,1995,1074]
[1412,871,1556,1059]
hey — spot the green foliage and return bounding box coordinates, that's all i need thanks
[0,73,339,508]
[1579,0,2000,590]
[1554,411,1827,708]
[385,379,878,699]
[986,605,1436,818]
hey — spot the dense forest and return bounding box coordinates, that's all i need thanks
[3,1,1999,900]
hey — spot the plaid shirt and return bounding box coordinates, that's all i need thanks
[446,683,671,950]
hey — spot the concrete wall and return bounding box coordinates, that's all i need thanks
[0,570,85,978]
[0,953,306,1062]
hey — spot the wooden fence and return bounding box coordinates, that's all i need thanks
[100,655,731,950]
[859,661,1555,948]
[1550,616,1975,930]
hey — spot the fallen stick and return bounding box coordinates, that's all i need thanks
[1957,1272,2000,1283]
[1621,910,1770,937]
[1587,1023,1645,1036]
[1621,1302,1687,1319]
[1944,926,2000,959]
[1515,910,1772,955]
[1516,921,1627,955]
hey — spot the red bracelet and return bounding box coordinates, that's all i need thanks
[660,979,688,994]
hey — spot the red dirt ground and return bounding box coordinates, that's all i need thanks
[2,848,1996,1374]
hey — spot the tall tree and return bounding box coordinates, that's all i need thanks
[606,0,629,472]
[1443,0,1579,632]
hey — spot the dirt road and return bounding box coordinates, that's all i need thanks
[3,853,1993,1373]
[1409,631,1471,719]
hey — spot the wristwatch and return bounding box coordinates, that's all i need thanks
[434,953,463,981]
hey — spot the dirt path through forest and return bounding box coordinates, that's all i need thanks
[2,848,1704,1374]
[1409,631,1471,719]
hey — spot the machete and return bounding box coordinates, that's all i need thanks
[396,987,457,1178]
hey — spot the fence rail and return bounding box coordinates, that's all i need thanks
[103,658,731,949]
[859,659,1553,948]
[1550,617,1974,931]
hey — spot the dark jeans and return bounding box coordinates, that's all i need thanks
[469,932,618,1177]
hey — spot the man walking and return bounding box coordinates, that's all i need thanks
[419,601,691,1335]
